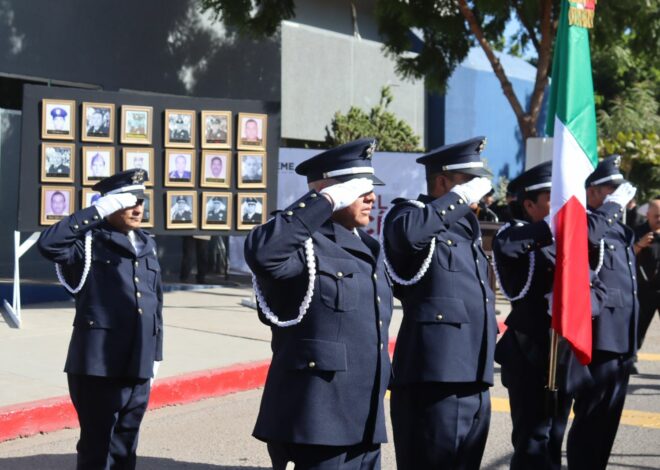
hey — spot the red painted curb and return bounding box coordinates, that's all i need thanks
[0,319,507,443]
[0,360,270,443]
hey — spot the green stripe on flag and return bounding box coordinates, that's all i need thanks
[545,0,598,168]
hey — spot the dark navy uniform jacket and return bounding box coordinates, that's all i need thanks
[384,193,497,386]
[244,191,393,447]
[587,202,639,355]
[493,220,607,392]
[38,205,164,379]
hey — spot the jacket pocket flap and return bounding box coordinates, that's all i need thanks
[286,339,347,371]
[316,257,359,278]
[73,312,115,329]
[92,247,121,265]
[604,288,623,308]
[415,296,470,324]
[146,257,161,271]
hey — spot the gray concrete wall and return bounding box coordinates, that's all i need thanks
[281,0,425,143]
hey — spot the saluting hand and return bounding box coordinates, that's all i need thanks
[450,177,492,206]
[320,178,374,211]
[604,182,637,208]
[94,193,138,218]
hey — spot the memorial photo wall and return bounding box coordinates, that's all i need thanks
[18,85,280,235]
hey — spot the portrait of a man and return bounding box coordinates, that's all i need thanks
[206,116,227,143]
[170,196,193,223]
[201,151,230,188]
[42,188,73,224]
[82,190,101,209]
[169,115,191,142]
[206,196,227,224]
[127,112,147,136]
[238,113,267,150]
[238,153,266,188]
[124,149,153,185]
[168,153,192,182]
[42,100,75,139]
[241,197,263,225]
[82,147,114,185]
[46,146,71,177]
[83,103,113,141]
[141,192,152,226]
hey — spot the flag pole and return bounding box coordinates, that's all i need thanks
[546,329,560,417]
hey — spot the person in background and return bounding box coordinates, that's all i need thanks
[634,196,660,350]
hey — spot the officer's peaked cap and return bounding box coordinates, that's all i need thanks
[50,107,68,119]
[92,169,146,198]
[585,155,625,188]
[295,138,384,185]
[508,161,552,198]
[417,136,492,177]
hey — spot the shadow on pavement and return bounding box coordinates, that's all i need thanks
[0,454,269,469]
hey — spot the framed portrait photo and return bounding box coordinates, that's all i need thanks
[238,152,266,188]
[41,143,75,183]
[122,148,154,186]
[121,105,153,145]
[82,146,115,186]
[237,112,267,150]
[237,193,267,230]
[201,110,232,149]
[81,188,101,209]
[40,186,74,225]
[201,191,232,230]
[200,151,231,188]
[164,149,195,187]
[141,189,154,228]
[41,99,75,140]
[166,191,197,229]
[81,102,115,143]
[164,109,195,148]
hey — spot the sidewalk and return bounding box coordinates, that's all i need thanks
[0,285,509,442]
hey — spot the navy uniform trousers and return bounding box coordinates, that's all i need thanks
[384,193,498,469]
[245,191,393,470]
[38,205,164,470]
[566,202,639,469]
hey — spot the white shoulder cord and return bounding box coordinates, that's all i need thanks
[593,239,605,275]
[491,223,536,301]
[252,237,316,327]
[55,231,93,294]
[379,200,436,286]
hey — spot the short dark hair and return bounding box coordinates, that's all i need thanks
[211,157,222,164]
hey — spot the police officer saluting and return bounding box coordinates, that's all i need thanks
[244,139,393,470]
[382,137,497,469]
[493,162,605,469]
[567,156,639,469]
[37,169,163,470]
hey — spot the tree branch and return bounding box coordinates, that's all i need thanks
[456,0,534,138]
[513,0,540,53]
[527,0,554,133]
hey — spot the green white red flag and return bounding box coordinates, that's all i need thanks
[545,0,599,365]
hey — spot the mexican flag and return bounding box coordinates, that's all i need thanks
[545,0,598,365]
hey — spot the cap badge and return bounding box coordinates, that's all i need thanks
[365,140,377,159]
[614,155,621,168]
[132,169,145,184]
[478,138,487,153]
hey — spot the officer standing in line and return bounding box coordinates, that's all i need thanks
[383,137,497,469]
[567,155,639,469]
[37,169,163,470]
[244,139,393,470]
[493,162,605,470]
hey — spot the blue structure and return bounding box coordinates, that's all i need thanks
[430,47,540,181]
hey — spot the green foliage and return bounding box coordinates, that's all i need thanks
[199,0,294,37]
[598,132,660,202]
[325,86,422,153]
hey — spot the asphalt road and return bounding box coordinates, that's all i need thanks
[1,362,659,469]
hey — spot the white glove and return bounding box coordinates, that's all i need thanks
[450,177,492,206]
[150,361,161,387]
[604,182,636,208]
[320,178,374,211]
[94,193,138,218]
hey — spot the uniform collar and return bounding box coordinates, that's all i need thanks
[98,222,155,258]
[318,219,377,262]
